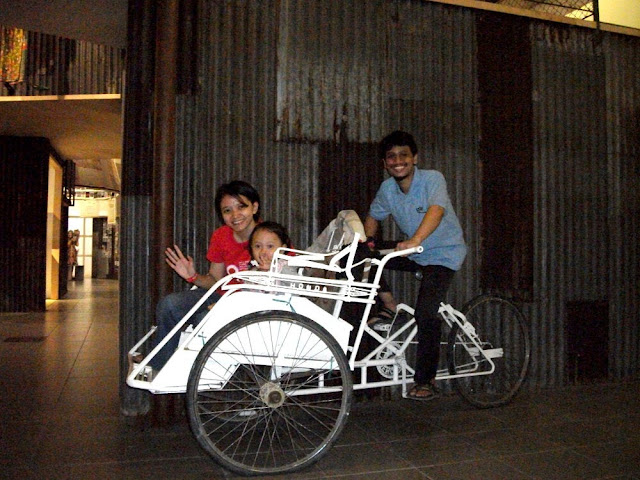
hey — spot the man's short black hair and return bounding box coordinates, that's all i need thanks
[214,180,261,223]
[379,130,418,159]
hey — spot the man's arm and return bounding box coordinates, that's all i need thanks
[396,205,444,251]
[364,215,380,239]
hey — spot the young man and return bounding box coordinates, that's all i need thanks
[364,131,467,400]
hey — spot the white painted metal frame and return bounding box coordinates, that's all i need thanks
[127,227,501,397]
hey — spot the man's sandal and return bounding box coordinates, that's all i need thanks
[368,306,395,323]
[367,307,395,331]
[407,383,440,401]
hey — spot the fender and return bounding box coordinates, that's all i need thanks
[140,291,353,394]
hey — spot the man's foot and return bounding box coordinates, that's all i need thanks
[367,306,395,331]
[368,308,413,333]
[407,382,439,401]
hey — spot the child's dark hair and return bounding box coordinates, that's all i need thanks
[248,221,291,257]
[378,130,418,159]
[214,180,261,222]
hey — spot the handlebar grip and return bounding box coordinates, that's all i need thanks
[379,245,423,256]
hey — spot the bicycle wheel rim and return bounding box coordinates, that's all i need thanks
[448,295,531,408]
[186,311,353,475]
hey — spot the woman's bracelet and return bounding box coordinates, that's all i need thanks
[186,273,198,283]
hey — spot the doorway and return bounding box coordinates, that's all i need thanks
[92,217,117,279]
[566,300,609,383]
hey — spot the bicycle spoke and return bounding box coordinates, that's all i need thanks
[448,295,531,408]
[186,311,352,475]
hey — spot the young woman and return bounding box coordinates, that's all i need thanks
[149,180,261,370]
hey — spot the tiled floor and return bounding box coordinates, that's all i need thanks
[1,278,639,480]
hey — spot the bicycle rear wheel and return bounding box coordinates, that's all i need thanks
[447,295,530,408]
[186,311,353,476]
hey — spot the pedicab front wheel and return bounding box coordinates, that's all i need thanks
[186,310,353,476]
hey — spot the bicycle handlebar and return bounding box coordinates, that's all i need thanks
[378,245,423,258]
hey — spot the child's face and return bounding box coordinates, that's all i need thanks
[382,145,417,181]
[251,229,286,271]
[220,194,259,237]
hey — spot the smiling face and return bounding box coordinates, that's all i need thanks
[250,228,287,271]
[382,145,418,183]
[219,194,259,241]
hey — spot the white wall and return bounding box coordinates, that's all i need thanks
[599,0,640,29]
[68,194,119,279]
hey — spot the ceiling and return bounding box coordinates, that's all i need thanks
[0,0,127,191]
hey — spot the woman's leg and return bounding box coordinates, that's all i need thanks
[149,289,213,370]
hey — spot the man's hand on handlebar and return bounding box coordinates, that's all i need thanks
[396,238,422,252]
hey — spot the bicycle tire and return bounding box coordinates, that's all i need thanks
[186,310,353,476]
[447,294,531,408]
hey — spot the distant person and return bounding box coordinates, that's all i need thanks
[67,230,79,279]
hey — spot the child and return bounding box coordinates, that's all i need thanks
[248,221,292,271]
[202,221,292,309]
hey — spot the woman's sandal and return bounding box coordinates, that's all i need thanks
[407,383,440,401]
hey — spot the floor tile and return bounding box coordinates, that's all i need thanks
[498,448,616,480]
[420,458,535,479]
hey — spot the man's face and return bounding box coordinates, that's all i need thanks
[382,145,417,182]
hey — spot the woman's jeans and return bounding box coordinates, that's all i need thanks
[149,288,221,370]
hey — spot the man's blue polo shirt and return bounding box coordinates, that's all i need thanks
[368,169,467,270]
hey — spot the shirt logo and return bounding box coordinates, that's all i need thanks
[226,265,239,275]
[227,260,251,275]
[416,206,428,213]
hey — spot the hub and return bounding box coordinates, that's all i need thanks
[259,382,286,408]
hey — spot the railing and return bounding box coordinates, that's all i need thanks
[474,0,596,21]
[1,25,125,97]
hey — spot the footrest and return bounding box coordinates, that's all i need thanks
[127,351,153,381]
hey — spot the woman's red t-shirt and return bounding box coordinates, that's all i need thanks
[206,225,252,276]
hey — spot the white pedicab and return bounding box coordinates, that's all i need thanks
[127,212,531,476]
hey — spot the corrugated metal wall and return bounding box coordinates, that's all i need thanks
[174,0,320,279]
[529,24,640,386]
[530,24,609,386]
[275,0,387,143]
[174,0,478,306]
[0,137,50,312]
[603,33,640,380]
[122,0,639,405]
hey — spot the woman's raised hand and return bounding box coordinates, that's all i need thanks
[165,245,195,280]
